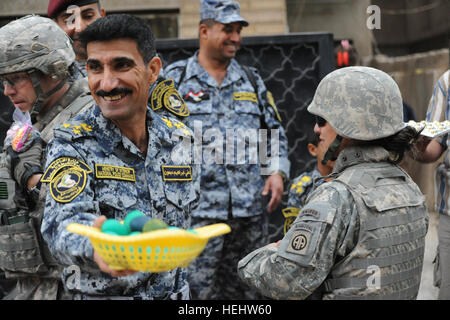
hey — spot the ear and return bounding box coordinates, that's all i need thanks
[100,8,106,17]
[147,56,162,84]
[199,24,209,40]
[307,143,317,157]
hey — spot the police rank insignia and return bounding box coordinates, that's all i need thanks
[41,157,92,203]
[95,164,136,182]
[161,166,192,181]
[151,79,189,117]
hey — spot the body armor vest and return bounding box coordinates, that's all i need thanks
[323,162,428,300]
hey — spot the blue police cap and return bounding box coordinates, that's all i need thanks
[200,0,249,26]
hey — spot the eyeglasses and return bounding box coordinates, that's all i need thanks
[315,116,327,127]
[0,73,30,89]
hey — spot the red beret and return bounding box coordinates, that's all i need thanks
[47,0,99,18]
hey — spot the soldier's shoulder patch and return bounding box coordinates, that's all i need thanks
[151,79,190,117]
[41,157,92,203]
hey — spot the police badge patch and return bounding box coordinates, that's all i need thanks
[49,167,88,203]
[282,207,300,235]
[41,157,92,203]
[151,79,189,117]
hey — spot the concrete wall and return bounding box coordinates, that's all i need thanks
[286,0,373,60]
[179,0,288,38]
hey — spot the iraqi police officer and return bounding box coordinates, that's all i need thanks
[40,14,200,300]
[238,66,429,300]
[48,0,189,121]
[164,0,290,300]
[0,15,94,299]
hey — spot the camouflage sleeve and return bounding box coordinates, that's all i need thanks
[237,182,358,299]
[40,138,99,272]
[252,68,290,179]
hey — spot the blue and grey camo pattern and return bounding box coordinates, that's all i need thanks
[287,168,325,209]
[200,0,249,26]
[307,67,406,141]
[164,53,290,220]
[238,146,428,300]
[0,15,74,77]
[41,105,200,299]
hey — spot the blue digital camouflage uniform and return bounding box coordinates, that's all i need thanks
[164,52,290,299]
[40,105,200,300]
[238,146,429,300]
[282,168,325,235]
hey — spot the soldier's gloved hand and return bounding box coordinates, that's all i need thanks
[6,138,44,189]
[92,216,137,278]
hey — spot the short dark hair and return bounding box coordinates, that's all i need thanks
[78,14,156,64]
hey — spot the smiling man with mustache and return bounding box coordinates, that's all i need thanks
[40,14,200,300]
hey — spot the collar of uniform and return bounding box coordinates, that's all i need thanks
[332,145,391,174]
[89,105,181,156]
[185,51,244,87]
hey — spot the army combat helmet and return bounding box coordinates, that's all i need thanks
[0,15,75,120]
[308,66,406,164]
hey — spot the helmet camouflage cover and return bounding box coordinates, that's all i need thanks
[308,66,406,140]
[0,15,75,80]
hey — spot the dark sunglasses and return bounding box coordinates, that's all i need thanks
[315,116,327,127]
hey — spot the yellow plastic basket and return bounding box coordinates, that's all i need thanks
[66,223,231,272]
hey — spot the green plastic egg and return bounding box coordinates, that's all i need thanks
[142,219,168,233]
[101,219,129,236]
[128,231,142,236]
[123,210,145,233]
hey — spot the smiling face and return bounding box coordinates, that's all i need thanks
[86,38,160,124]
[202,21,243,62]
[54,3,105,60]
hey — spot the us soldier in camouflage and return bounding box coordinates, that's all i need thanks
[238,66,429,300]
[164,0,290,300]
[40,14,200,300]
[0,15,94,299]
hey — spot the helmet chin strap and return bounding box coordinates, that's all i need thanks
[28,70,67,123]
[321,135,343,165]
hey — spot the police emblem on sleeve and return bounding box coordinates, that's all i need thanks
[282,207,300,235]
[151,79,189,117]
[41,157,92,203]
